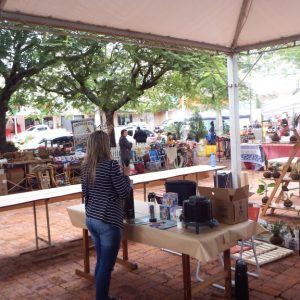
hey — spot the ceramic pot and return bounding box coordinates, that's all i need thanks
[263,171,272,178]
[270,235,283,246]
[261,196,269,204]
[290,173,300,180]
[284,200,293,208]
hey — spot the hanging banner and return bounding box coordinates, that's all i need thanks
[71,118,95,152]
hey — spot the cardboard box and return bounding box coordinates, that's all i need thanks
[198,185,249,225]
[0,173,8,195]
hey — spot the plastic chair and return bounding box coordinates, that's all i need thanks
[149,149,159,161]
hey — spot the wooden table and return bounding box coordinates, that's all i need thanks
[67,202,260,300]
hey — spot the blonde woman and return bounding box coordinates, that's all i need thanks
[81,131,131,300]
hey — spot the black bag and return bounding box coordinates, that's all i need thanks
[124,187,135,220]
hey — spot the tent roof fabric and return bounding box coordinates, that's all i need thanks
[1,0,300,53]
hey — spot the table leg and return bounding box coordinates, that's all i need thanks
[182,254,192,300]
[215,170,219,188]
[143,182,147,202]
[76,234,137,281]
[33,201,39,250]
[116,239,138,270]
[45,201,52,246]
[75,229,93,281]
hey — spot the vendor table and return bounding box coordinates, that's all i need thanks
[262,143,300,160]
[67,202,260,300]
[240,143,265,170]
[0,165,225,252]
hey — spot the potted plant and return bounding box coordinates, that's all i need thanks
[271,162,281,179]
[271,132,280,142]
[290,113,300,142]
[188,112,208,142]
[256,180,275,204]
[290,159,300,180]
[269,221,285,245]
[283,192,294,208]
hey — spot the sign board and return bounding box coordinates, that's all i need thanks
[71,118,95,152]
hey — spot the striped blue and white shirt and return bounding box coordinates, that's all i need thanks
[81,159,131,229]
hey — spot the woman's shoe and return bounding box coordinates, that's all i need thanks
[108,296,121,300]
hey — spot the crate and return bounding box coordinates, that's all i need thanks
[146,161,161,171]
[205,145,217,157]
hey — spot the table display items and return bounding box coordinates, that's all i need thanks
[175,208,183,229]
[148,192,157,222]
[182,195,214,234]
[160,192,178,221]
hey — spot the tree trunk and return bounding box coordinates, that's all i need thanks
[0,106,8,153]
[104,110,116,147]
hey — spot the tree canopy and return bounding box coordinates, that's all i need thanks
[1,25,229,149]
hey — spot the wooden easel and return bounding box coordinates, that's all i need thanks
[261,130,300,216]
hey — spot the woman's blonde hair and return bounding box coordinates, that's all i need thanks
[83,130,111,184]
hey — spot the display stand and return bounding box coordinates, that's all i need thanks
[261,130,300,216]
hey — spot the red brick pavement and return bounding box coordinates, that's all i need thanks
[1,158,300,300]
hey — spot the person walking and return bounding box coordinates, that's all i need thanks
[133,126,147,143]
[81,130,131,300]
[119,129,132,165]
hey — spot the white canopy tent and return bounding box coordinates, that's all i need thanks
[2,0,300,187]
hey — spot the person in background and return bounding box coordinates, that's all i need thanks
[156,130,166,146]
[133,126,147,143]
[81,130,131,300]
[119,129,132,166]
[166,132,175,147]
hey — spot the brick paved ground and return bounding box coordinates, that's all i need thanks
[1,157,300,300]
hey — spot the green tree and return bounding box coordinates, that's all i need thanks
[0,27,66,152]
[33,41,227,146]
[0,25,96,152]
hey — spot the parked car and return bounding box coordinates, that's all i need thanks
[14,125,72,149]
[13,125,51,144]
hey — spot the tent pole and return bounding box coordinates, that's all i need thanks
[227,54,241,188]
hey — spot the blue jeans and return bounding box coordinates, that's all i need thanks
[86,217,121,300]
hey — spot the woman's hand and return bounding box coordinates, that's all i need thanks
[123,165,131,176]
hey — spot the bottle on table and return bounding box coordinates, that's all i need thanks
[210,153,216,168]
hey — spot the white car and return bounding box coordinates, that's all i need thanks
[13,125,51,144]
[14,125,72,149]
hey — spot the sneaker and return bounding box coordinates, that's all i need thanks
[108,296,121,300]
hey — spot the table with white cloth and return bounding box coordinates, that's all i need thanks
[131,164,226,201]
[67,202,262,300]
[240,143,265,170]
